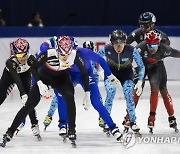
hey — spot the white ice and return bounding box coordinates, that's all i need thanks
[0,81,180,154]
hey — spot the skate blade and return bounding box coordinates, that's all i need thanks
[103,129,111,137]
[15,130,20,135]
[71,140,76,148]
[44,124,50,131]
[105,132,111,137]
[134,132,142,137]
[123,127,129,133]
[175,128,179,133]
[103,129,109,133]
[0,143,6,147]
[35,134,42,141]
[62,136,67,142]
[149,128,153,134]
[59,134,68,142]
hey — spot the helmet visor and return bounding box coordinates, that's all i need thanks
[111,39,125,45]
[15,52,27,58]
[146,44,159,49]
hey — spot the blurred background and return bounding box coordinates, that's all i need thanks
[1,0,180,26]
[0,0,180,79]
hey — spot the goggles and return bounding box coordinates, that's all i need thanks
[59,53,67,56]
[58,51,70,57]
[112,41,125,46]
[146,44,159,49]
[15,52,27,58]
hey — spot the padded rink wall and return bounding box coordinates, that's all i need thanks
[0,26,180,80]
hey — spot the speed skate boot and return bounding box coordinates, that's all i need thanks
[31,124,41,140]
[148,112,156,134]
[168,116,179,133]
[43,115,52,130]
[98,117,105,128]
[59,125,67,136]
[68,128,77,147]
[16,121,25,135]
[0,129,13,147]
[111,127,123,142]
[130,122,141,137]
[59,125,68,141]
[122,116,130,133]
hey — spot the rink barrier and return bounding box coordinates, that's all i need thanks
[0,26,180,80]
[1,26,180,37]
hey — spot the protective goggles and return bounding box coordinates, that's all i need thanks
[15,52,27,58]
[59,53,67,56]
[58,51,70,57]
[112,41,125,46]
[146,44,159,48]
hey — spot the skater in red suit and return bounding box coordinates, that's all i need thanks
[135,30,180,133]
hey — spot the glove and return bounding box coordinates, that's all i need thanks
[82,91,91,110]
[107,74,121,88]
[43,86,53,99]
[98,70,104,80]
[43,90,52,99]
[134,80,143,96]
[37,80,50,97]
[21,94,28,106]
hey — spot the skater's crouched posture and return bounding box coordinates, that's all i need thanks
[1,36,91,147]
[98,29,145,134]
[41,38,124,143]
[0,38,40,140]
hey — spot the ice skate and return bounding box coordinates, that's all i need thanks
[111,127,123,142]
[122,116,130,133]
[111,127,135,148]
[68,129,77,148]
[15,121,25,135]
[0,130,13,147]
[168,116,179,133]
[59,125,68,142]
[98,117,105,128]
[31,124,42,141]
[148,121,154,134]
[130,122,141,137]
[148,114,155,134]
[43,115,52,131]
[103,124,111,136]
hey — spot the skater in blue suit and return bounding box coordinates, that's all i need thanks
[41,37,123,141]
[97,30,145,133]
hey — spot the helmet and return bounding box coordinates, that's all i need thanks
[110,30,127,44]
[144,30,161,44]
[56,36,73,55]
[10,38,30,57]
[70,36,78,49]
[139,12,156,26]
[83,41,95,51]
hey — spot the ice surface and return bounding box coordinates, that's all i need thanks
[0,81,180,154]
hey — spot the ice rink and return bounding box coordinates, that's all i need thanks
[0,81,180,154]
